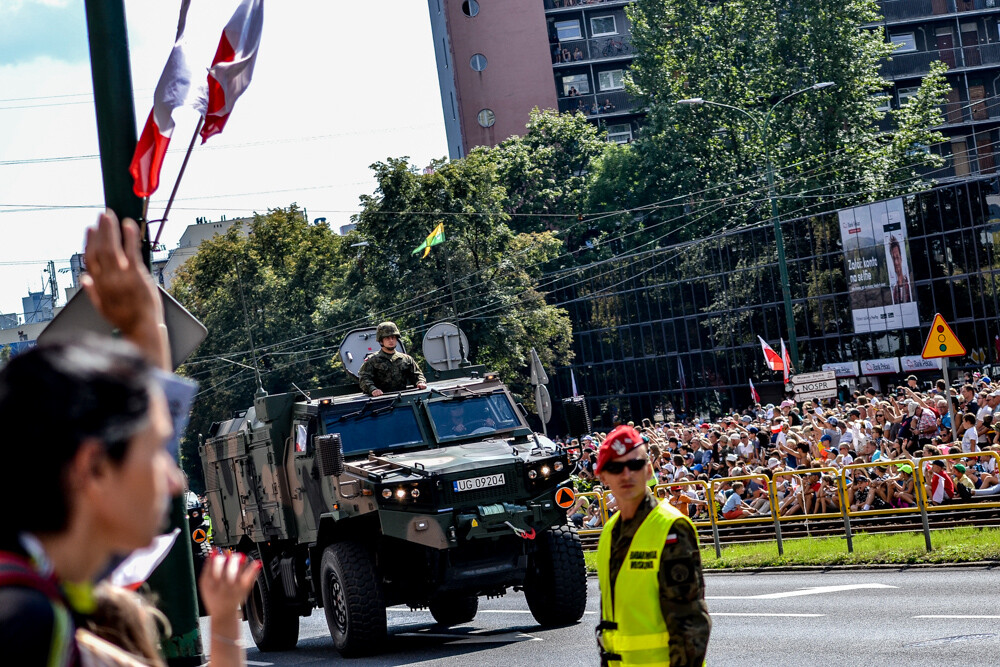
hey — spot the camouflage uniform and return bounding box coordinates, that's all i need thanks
[358,350,426,395]
[604,488,711,666]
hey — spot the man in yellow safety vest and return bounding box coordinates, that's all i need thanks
[595,424,711,666]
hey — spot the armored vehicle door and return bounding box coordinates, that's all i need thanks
[248,427,290,540]
[285,418,320,542]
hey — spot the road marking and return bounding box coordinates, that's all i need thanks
[712,613,825,617]
[395,631,541,644]
[914,615,1000,619]
[390,607,600,616]
[708,583,897,600]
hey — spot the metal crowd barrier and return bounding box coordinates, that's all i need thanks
[574,450,1000,557]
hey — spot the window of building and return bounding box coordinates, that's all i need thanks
[562,73,590,96]
[606,123,632,144]
[591,15,617,37]
[890,32,917,52]
[898,86,920,106]
[872,93,890,112]
[470,53,487,71]
[555,20,582,41]
[477,108,496,128]
[598,69,625,91]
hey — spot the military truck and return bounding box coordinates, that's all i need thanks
[199,328,587,657]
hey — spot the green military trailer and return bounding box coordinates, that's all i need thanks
[200,360,587,656]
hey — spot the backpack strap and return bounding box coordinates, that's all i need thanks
[0,551,63,602]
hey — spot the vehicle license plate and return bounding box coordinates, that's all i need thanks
[453,474,505,492]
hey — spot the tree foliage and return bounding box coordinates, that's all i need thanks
[329,152,574,397]
[588,0,950,242]
[171,207,352,490]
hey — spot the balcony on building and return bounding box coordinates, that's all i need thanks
[557,89,640,117]
[871,0,1000,26]
[550,33,633,66]
[881,41,1000,79]
[544,0,633,13]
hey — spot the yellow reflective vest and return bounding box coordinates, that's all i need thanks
[596,499,696,666]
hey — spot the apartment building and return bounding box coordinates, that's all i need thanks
[430,0,1000,174]
[875,0,1000,177]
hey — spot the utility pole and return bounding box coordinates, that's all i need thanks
[46,260,59,308]
[84,1,203,664]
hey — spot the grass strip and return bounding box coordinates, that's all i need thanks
[581,526,1000,572]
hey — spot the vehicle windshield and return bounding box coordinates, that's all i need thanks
[320,402,424,456]
[426,393,522,442]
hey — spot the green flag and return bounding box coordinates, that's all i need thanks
[412,222,445,259]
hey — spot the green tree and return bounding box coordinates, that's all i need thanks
[489,109,611,266]
[171,206,352,491]
[326,154,574,400]
[593,0,949,241]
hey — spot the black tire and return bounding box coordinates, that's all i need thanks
[429,593,479,627]
[245,570,299,652]
[320,542,387,657]
[523,524,588,627]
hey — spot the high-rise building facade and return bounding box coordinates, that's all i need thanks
[430,0,1000,168]
[874,0,1000,178]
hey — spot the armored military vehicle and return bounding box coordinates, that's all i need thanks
[199,326,587,656]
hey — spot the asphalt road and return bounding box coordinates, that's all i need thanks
[201,567,1000,666]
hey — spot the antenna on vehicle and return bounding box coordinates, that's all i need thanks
[233,259,267,399]
[291,382,311,401]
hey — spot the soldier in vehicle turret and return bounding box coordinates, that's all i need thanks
[358,321,427,396]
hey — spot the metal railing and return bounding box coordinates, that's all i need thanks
[551,34,633,65]
[882,42,1000,79]
[877,0,956,22]
[557,90,638,116]
[544,0,633,11]
[574,450,1000,557]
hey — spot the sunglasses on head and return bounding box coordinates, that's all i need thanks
[602,459,647,474]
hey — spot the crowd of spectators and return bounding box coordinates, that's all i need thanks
[559,373,1000,528]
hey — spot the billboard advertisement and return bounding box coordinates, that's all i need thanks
[838,198,919,333]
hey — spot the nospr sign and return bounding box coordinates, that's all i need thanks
[790,370,837,401]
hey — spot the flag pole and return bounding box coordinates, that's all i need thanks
[441,234,469,367]
[153,116,204,247]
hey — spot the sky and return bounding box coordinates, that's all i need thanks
[0,0,449,316]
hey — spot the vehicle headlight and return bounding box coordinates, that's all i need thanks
[411,488,421,499]
[382,488,393,499]
[541,465,551,477]
[554,461,564,472]
[395,488,407,500]
[528,469,538,480]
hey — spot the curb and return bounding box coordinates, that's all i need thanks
[702,560,1000,574]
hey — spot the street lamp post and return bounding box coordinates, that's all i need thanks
[678,82,834,372]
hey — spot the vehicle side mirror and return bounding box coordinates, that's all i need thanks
[316,433,345,477]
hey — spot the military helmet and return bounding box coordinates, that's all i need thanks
[376,321,401,342]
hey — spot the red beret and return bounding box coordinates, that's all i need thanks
[595,425,645,474]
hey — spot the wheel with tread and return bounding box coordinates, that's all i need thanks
[429,593,479,627]
[320,542,387,657]
[245,567,299,652]
[523,524,587,627]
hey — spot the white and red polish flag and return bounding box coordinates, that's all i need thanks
[749,378,761,404]
[200,0,264,143]
[780,338,793,384]
[758,336,784,372]
[129,0,201,198]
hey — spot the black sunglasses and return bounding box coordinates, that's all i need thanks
[602,459,647,474]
